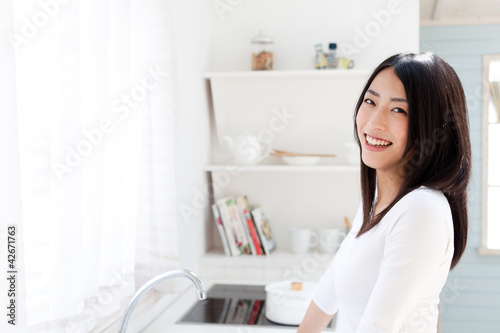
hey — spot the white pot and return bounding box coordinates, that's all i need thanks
[264,281,316,325]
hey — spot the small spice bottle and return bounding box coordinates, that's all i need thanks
[314,44,327,69]
[326,43,338,69]
[251,31,274,71]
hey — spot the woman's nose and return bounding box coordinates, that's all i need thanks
[367,107,388,130]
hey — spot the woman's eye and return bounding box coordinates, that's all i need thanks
[393,108,408,115]
[364,98,374,105]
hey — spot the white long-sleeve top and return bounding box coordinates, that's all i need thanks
[311,187,454,332]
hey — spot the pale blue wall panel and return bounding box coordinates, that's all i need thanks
[421,24,500,333]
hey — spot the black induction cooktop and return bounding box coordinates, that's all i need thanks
[177,284,335,329]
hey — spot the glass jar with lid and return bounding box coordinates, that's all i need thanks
[251,30,274,71]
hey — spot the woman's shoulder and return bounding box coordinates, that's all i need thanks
[383,187,454,258]
[398,186,449,211]
[388,186,453,231]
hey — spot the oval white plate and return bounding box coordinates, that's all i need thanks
[281,156,321,166]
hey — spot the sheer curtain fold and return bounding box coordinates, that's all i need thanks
[0,0,180,331]
[0,1,27,332]
[134,0,182,293]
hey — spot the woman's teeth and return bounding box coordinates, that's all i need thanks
[366,134,392,147]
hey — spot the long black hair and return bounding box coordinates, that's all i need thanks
[353,52,471,269]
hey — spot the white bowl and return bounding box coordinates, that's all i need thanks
[281,156,321,166]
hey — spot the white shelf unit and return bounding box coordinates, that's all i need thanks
[201,69,368,280]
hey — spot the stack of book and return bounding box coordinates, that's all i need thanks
[211,195,276,256]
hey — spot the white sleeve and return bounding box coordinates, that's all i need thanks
[356,194,453,332]
[311,256,339,315]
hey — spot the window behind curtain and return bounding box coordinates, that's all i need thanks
[480,55,500,254]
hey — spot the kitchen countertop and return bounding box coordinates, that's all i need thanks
[142,280,336,333]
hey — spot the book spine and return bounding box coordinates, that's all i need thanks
[224,298,238,324]
[236,196,257,256]
[243,209,263,255]
[232,299,251,324]
[226,198,252,254]
[247,299,263,325]
[211,204,231,256]
[216,198,240,256]
[251,208,270,255]
[218,298,231,323]
[242,213,257,256]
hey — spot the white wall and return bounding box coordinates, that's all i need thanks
[174,0,213,272]
[208,0,419,71]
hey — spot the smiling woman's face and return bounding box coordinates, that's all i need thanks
[356,68,409,177]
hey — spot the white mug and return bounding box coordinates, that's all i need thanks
[343,142,359,165]
[289,227,318,254]
[318,228,346,254]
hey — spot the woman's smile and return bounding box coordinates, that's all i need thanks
[364,134,393,149]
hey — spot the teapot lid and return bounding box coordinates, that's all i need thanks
[251,30,273,44]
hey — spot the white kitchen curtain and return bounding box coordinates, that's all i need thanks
[0,0,180,332]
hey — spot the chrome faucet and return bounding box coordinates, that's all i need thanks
[119,269,207,333]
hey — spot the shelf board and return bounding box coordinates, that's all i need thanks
[204,164,360,172]
[201,248,334,268]
[202,69,371,79]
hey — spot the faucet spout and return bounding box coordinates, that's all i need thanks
[119,269,206,333]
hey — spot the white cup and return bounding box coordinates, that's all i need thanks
[318,228,346,254]
[289,227,318,254]
[343,142,359,165]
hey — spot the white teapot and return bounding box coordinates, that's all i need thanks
[223,132,271,165]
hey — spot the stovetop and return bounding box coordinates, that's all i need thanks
[177,284,335,329]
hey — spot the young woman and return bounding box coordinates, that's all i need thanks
[298,52,471,332]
